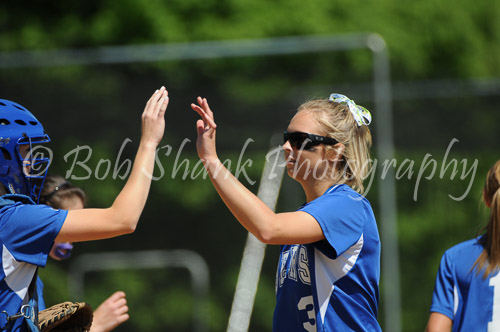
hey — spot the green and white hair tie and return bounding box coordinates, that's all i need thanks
[329,93,372,126]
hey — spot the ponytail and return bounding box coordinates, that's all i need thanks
[473,160,500,278]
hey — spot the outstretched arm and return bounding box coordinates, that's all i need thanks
[56,87,168,242]
[191,97,323,245]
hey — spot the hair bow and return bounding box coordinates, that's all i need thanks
[329,93,372,126]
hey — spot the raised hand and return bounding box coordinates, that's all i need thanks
[141,86,169,148]
[191,96,218,164]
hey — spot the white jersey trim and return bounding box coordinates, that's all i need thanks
[453,284,459,316]
[2,244,36,303]
[315,234,364,324]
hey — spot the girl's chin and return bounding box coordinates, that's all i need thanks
[286,166,303,180]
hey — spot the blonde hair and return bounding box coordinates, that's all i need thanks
[473,160,500,278]
[297,98,372,193]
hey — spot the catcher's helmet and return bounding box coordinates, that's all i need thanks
[0,99,51,202]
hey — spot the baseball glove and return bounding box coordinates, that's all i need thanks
[38,302,93,332]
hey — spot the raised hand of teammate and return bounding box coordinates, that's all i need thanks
[141,86,169,148]
[190,96,218,165]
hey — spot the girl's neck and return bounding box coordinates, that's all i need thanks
[303,180,336,202]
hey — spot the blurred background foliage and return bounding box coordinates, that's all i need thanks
[1,0,500,78]
[1,0,500,331]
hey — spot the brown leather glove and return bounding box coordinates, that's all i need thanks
[38,302,93,332]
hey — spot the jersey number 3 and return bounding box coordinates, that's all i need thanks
[490,273,500,330]
[298,296,317,332]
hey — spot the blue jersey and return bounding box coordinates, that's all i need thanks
[274,184,381,332]
[0,195,66,331]
[37,277,46,311]
[430,236,500,332]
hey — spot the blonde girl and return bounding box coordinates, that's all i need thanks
[191,93,381,332]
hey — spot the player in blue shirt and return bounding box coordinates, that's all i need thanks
[39,175,129,332]
[426,160,500,332]
[0,87,168,332]
[191,93,381,331]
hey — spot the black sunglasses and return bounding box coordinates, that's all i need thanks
[283,131,338,150]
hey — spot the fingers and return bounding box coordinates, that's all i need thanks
[159,89,169,116]
[143,86,168,118]
[193,105,217,130]
[190,104,206,123]
[117,313,130,325]
[191,96,217,129]
[196,119,206,136]
[116,303,129,315]
[102,291,128,312]
[153,88,168,116]
[144,87,163,114]
[198,96,214,119]
[108,290,127,301]
[92,292,129,332]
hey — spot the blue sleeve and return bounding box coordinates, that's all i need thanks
[300,192,367,258]
[0,204,67,267]
[430,251,456,320]
[37,276,46,310]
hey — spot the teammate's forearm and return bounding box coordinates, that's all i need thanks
[56,88,166,242]
[204,158,278,241]
[108,141,157,230]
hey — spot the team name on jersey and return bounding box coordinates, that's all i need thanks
[278,245,311,288]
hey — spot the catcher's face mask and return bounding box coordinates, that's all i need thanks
[0,99,51,203]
